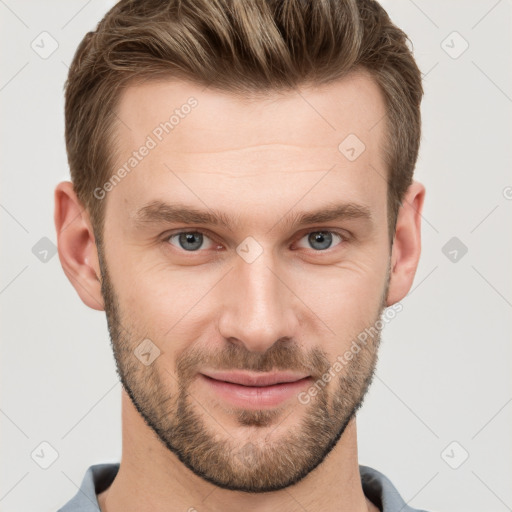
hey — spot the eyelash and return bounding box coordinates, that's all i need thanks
[162,228,349,254]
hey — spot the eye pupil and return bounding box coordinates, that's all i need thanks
[308,231,333,251]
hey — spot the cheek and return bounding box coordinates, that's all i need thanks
[115,258,218,341]
[292,258,388,347]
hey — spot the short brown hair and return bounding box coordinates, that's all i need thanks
[64,0,423,246]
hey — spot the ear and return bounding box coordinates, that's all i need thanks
[54,181,105,311]
[385,180,426,306]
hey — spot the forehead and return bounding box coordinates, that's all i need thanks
[108,70,388,227]
[115,70,386,153]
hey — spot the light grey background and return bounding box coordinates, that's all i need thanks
[1,1,511,511]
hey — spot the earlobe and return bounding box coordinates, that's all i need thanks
[54,181,105,311]
[385,181,426,306]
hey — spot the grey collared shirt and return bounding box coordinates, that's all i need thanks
[58,463,430,511]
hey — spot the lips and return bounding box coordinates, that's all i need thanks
[199,371,313,409]
[200,370,310,387]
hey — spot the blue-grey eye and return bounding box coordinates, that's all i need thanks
[168,231,214,251]
[296,231,343,251]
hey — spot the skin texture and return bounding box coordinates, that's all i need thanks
[54,69,425,512]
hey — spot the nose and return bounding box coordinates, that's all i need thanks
[217,250,299,354]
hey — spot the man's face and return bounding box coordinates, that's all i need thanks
[98,70,392,492]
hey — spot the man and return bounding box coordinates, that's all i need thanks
[55,0,428,510]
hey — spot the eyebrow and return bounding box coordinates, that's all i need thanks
[132,200,373,232]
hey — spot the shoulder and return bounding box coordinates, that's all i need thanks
[359,465,431,512]
[58,463,120,512]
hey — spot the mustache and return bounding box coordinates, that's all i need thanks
[175,341,332,382]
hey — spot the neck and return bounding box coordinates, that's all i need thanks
[98,391,378,512]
